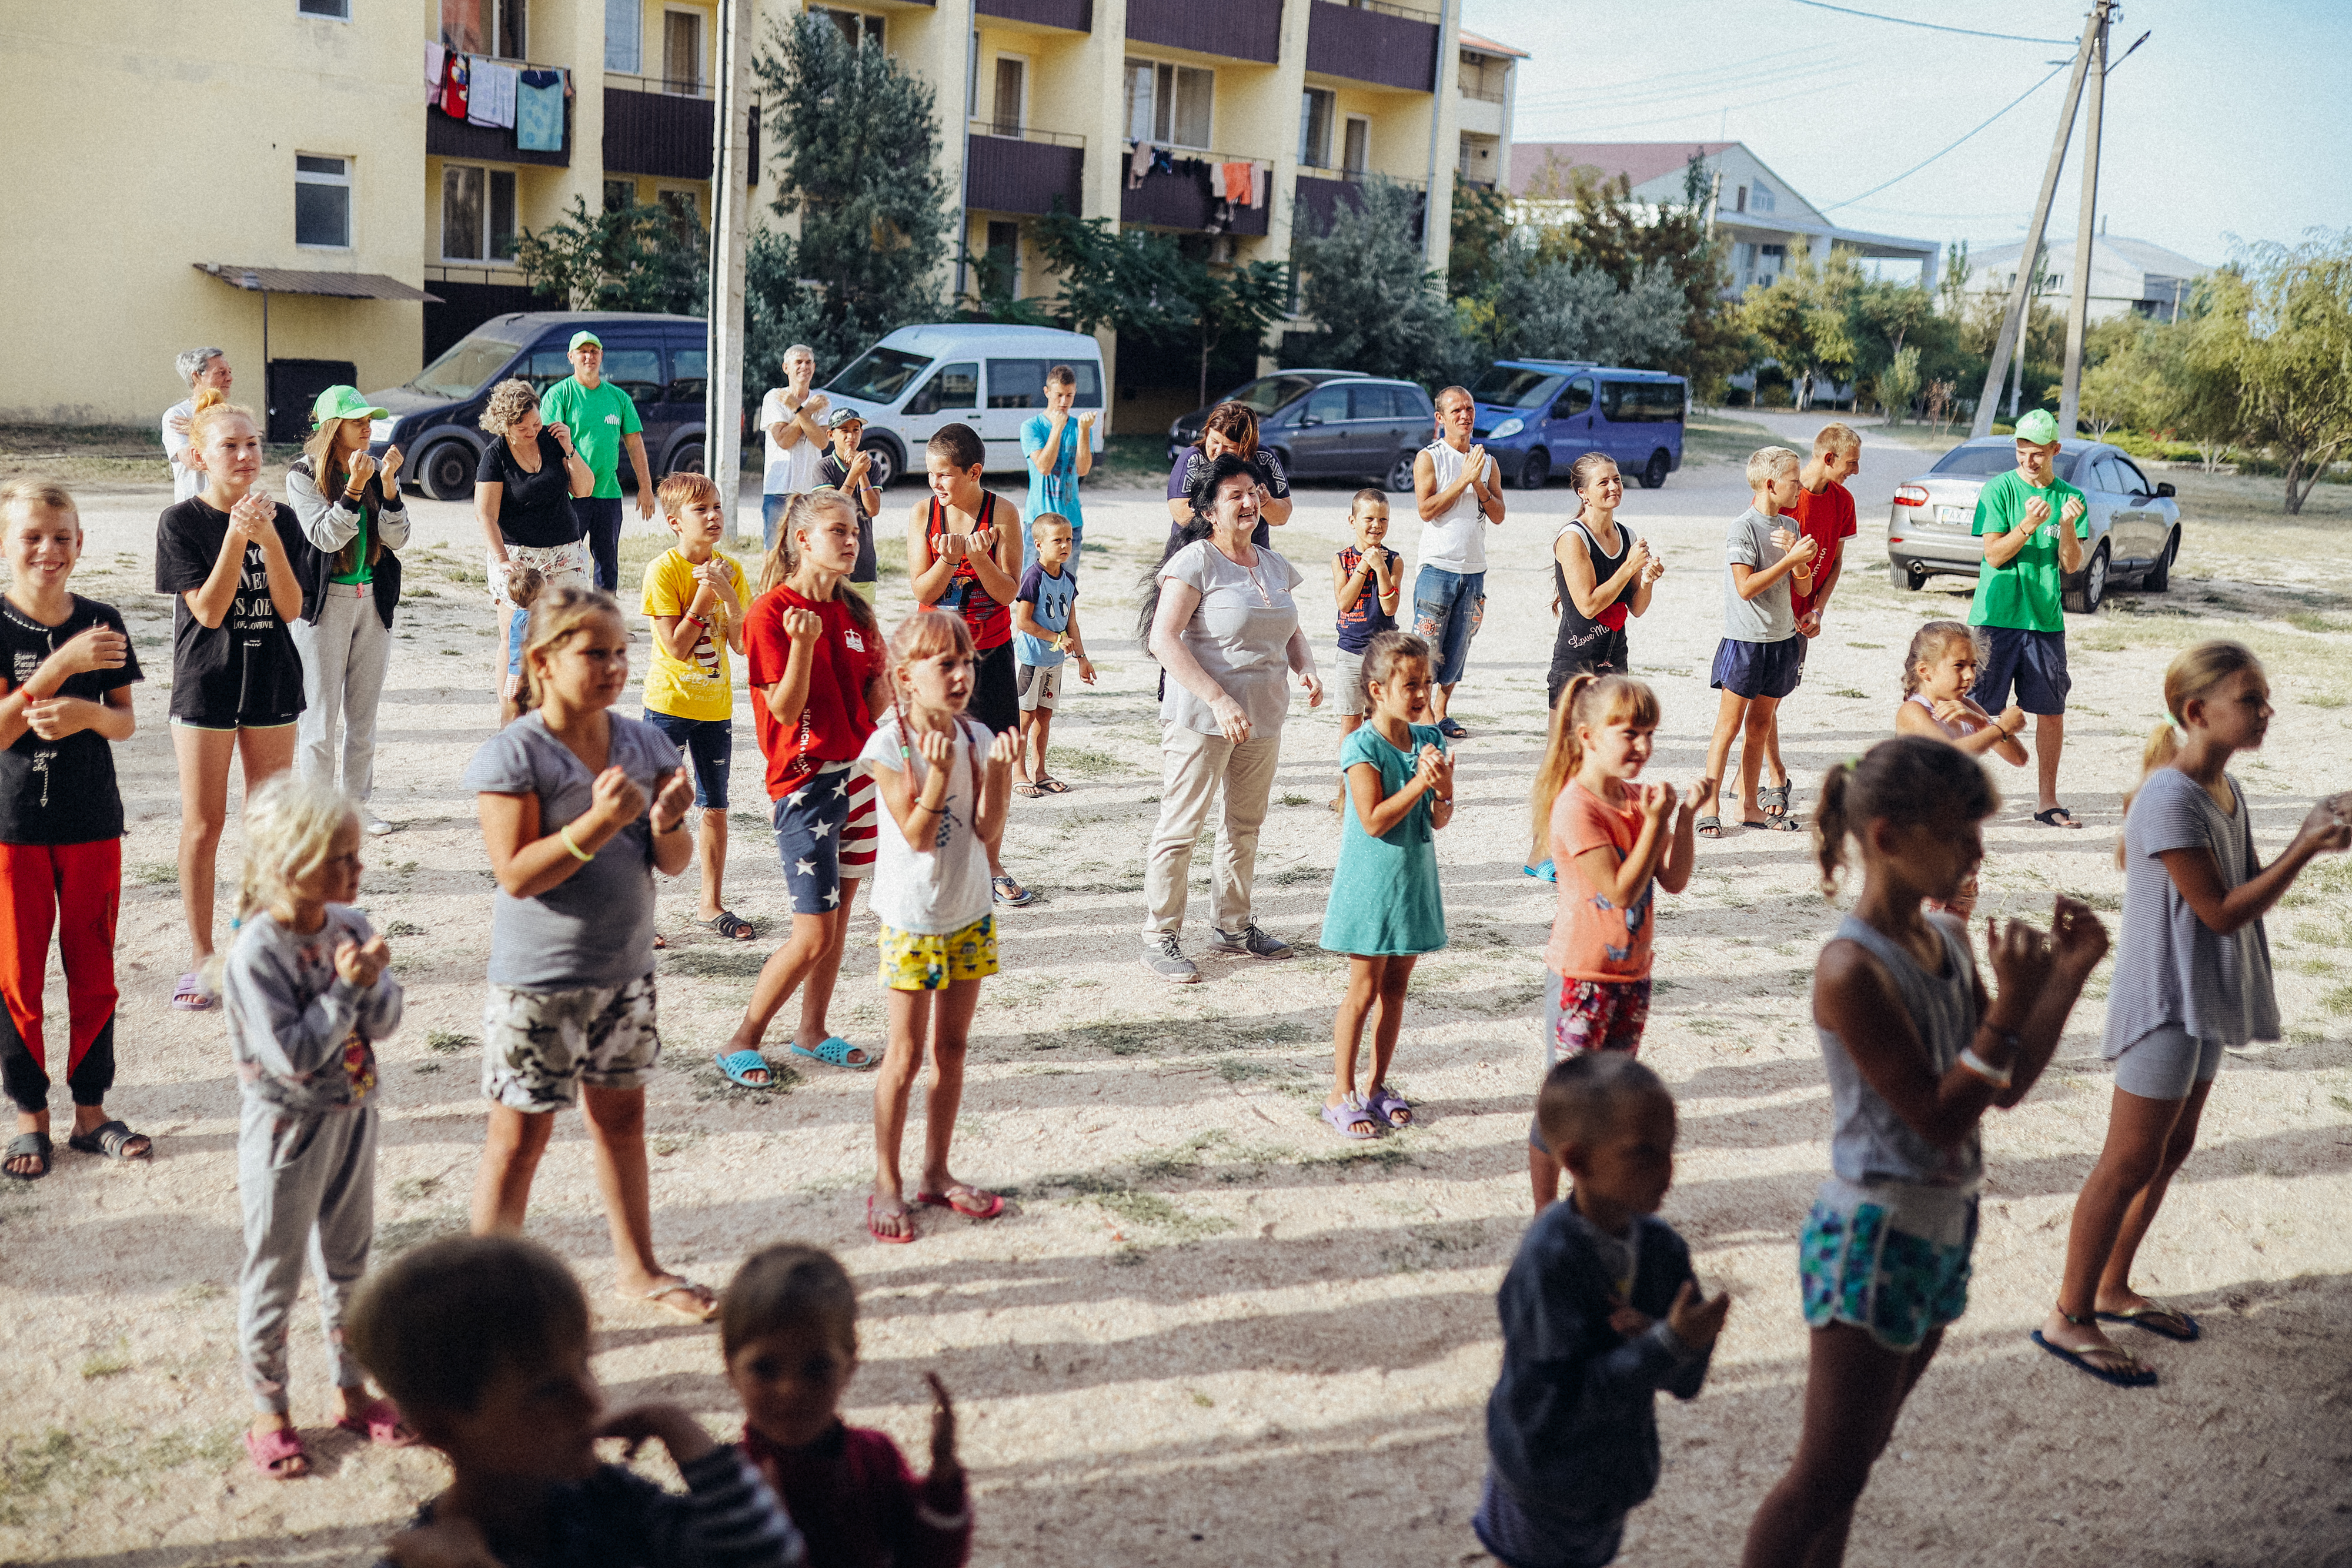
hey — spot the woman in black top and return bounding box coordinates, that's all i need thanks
[1162,402,1292,553]
[473,377,593,702]
[1548,452,1661,707]
[152,389,306,1008]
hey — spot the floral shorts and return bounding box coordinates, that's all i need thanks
[878,914,998,992]
[1531,975,1653,1150]
[1799,1197,1977,1352]
[480,973,662,1111]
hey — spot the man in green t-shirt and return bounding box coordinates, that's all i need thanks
[1968,407,2090,828]
[539,330,653,592]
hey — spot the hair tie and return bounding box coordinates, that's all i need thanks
[2163,712,2186,738]
[1843,755,1862,771]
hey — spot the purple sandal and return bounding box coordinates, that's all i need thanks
[1365,1086,1413,1128]
[1321,1095,1378,1139]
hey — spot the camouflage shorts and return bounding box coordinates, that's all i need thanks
[481,973,662,1111]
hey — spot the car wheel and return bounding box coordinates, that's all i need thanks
[671,442,705,476]
[2141,528,2176,592]
[2063,541,2110,614]
[1516,450,1550,490]
[421,440,476,503]
[1891,560,1924,591]
[1384,450,1416,494]
[1641,450,1669,490]
[860,439,900,490]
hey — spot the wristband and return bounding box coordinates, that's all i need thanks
[1432,795,1453,806]
[653,815,687,835]
[1958,1045,2013,1088]
[557,825,595,862]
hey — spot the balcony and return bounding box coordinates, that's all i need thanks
[603,76,714,180]
[1293,168,1425,242]
[1306,0,1439,92]
[966,123,1085,218]
[427,58,572,167]
[1125,0,1281,65]
[1121,148,1271,236]
[975,0,1093,28]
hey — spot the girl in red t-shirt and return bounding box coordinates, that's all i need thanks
[713,492,890,1087]
[1525,673,1699,1207]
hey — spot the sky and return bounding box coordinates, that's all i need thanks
[1465,0,2352,275]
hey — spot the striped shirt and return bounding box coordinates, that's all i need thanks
[2104,768,2280,1052]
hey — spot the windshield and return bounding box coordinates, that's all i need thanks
[827,346,932,406]
[1225,375,1319,415]
[1931,444,2083,482]
[405,334,527,400]
[1469,367,1565,410]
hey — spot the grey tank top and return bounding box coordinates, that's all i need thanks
[1817,912,1983,1192]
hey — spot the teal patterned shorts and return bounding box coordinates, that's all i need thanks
[1799,1198,1977,1352]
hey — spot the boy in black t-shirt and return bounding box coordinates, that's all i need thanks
[815,407,880,603]
[0,481,147,1180]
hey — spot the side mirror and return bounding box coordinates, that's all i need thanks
[1299,414,1322,427]
[2156,481,2176,498]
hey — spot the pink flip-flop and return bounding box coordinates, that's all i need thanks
[335,1397,418,1447]
[914,1185,1005,1221]
[244,1423,308,1478]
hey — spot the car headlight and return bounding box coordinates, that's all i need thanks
[1489,417,1524,440]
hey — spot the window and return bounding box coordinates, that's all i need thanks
[1751,178,1777,215]
[981,222,1020,298]
[1599,380,1685,424]
[296,155,352,248]
[1298,87,1334,167]
[1933,444,2084,482]
[1353,386,1404,420]
[2114,456,2154,497]
[827,345,931,404]
[2088,455,2126,496]
[1466,367,1563,410]
[1457,51,1505,102]
[991,56,1026,134]
[1342,116,1369,175]
[667,347,707,404]
[440,165,517,261]
[524,349,573,392]
[985,359,1102,410]
[1304,387,1349,423]
[603,178,636,212]
[1553,378,1594,418]
[662,6,703,94]
[406,333,529,398]
[818,8,882,48]
[1127,59,1211,148]
[909,362,977,414]
[604,0,639,71]
[598,344,666,411]
[440,0,524,58]
[299,0,352,17]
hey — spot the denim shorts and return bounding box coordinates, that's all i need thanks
[1971,625,2070,715]
[771,765,853,915]
[642,709,732,810]
[1709,635,1803,701]
[1799,1193,1977,1352]
[1412,566,1486,685]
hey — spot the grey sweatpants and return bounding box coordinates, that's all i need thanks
[292,586,390,802]
[236,1097,378,1412]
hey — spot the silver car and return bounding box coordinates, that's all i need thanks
[1887,437,2182,613]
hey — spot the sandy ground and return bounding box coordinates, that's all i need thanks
[3,413,2350,1567]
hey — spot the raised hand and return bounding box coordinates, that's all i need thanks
[1986,912,2058,1004]
[334,934,391,989]
[345,452,378,492]
[1466,444,1489,479]
[589,765,648,829]
[1641,550,1667,586]
[230,490,277,542]
[780,606,823,647]
[2023,496,2053,530]
[544,421,573,450]
[650,768,695,831]
[2047,894,2109,977]
[1785,534,1820,566]
[55,626,128,674]
[379,444,404,483]
[987,728,1018,768]
[1641,780,1677,824]
[917,728,955,770]
[24,697,96,741]
[1996,703,2026,735]
[1769,526,1796,553]
[938,532,971,562]
[2059,495,2086,530]
[1930,697,1972,727]
[1664,1278,1731,1352]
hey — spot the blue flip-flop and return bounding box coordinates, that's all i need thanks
[789,1036,874,1071]
[713,1049,777,1088]
[1523,859,1556,882]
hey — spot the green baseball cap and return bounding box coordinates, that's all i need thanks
[569,330,603,352]
[310,385,390,426]
[2014,409,2060,446]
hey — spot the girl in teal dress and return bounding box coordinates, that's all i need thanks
[1319,630,1454,1137]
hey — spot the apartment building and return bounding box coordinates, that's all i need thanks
[1965,234,2211,324]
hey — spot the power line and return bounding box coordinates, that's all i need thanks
[1786,0,2073,45]
[1819,62,2068,211]
[1510,52,1847,115]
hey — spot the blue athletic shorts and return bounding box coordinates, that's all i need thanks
[1799,1196,1976,1352]
[643,710,732,810]
[1971,625,2070,715]
[1709,636,1803,701]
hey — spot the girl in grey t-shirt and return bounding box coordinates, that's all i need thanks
[2039,641,2352,1386]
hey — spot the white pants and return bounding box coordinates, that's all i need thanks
[1144,725,1281,936]
[292,585,390,803]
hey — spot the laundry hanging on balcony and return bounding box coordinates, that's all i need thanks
[1127,140,1153,191]
[516,69,564,151]
[1220,161,1251,206]
[1250,163,1267,208]
[425,41,447,105]
[467,56,518,129]
[437,50,469,119]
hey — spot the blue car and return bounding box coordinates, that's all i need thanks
[1467,360,1688,491]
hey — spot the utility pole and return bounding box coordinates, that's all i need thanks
[706,0,759,544]
[1970,0,2108,439]
[2056,4,2112,436]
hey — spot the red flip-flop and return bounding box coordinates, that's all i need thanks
[244,1423,309,1478]
[915,1185,1005,1221]
[867,1193,916,1243]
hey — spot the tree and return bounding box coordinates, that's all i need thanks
[1175,255,1291,407]
[1028,212,1194,342]
[750,15,953,372]
[1289,178,1463,385]
[2189,231,2352,513]
[1879,345,1922,425]
[514,196,707,314]
[1480,239,1688,369]
[1446,173,1514,302]
[1740,255,1862,409]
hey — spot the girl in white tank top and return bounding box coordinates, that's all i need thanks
[1891,622,2029,921]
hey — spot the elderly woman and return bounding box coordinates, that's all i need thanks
[473,377,593,715]
[1139,453,1322,982]
[163,348,234,503]
[1163,402,1292,551]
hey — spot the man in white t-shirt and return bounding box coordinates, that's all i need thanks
[757,343,830,551]
[163,346,233,503]
[1410,385,1506,738]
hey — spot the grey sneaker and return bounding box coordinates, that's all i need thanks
[1211,923,1293,960]
[1142,934,1199,983]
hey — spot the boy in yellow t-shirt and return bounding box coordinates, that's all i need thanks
[642,472,753,940]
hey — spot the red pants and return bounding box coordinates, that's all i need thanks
[0,840,121,1113]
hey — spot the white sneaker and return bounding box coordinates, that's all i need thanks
[359,806,398,837]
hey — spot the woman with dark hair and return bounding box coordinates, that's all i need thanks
[1163,402,1292,551]
[1137,454,1322,983]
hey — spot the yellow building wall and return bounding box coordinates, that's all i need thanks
[0,1,426,426]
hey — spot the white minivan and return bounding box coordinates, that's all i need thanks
[820,324,1106,487]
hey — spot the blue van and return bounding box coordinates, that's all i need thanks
[1466,360,1688,490]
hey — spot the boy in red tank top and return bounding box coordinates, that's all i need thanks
[1757,423,1861,825]
[906,423,1034,908]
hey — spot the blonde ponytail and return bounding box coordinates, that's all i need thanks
[2118,640,2264,865]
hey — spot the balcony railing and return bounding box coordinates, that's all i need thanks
[1305,0,1439,92]
[1121,146,1271,237]
[966,125,1086,218]
[975,0,1094,29]
[604,68,712,100]
[1293,169,1425,243]
[1322,0,1436,19]
[604,84,714,180]
[427,57,572,166]
[1125,0,1281,65]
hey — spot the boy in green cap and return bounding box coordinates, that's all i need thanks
[538,331,653,593]
[1968,407,2088,827]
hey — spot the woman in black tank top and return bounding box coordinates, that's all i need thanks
[1547,454,1660,707]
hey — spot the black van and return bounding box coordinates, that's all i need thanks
[365,311,707,501]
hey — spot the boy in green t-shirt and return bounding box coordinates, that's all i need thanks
[1967,408,2089,828]
[539,330,652,593]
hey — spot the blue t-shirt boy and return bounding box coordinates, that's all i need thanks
[1013,561,1076,668]
[1019,412,1085,568]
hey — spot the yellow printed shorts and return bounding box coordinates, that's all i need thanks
[877,914,999,992]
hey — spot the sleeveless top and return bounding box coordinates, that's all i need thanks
[1906,691,1989,742]
[1553,518,1633,667]
[925,492,1010,650]
[1416,439,1489,575]
[1813,912,1983,1242]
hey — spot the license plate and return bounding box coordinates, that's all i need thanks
[1935,505,1967,527]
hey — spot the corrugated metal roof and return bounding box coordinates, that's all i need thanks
[193,263,440,303]
[1511,141,1737,197]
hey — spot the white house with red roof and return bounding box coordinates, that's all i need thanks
[1455,29,1529,192]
